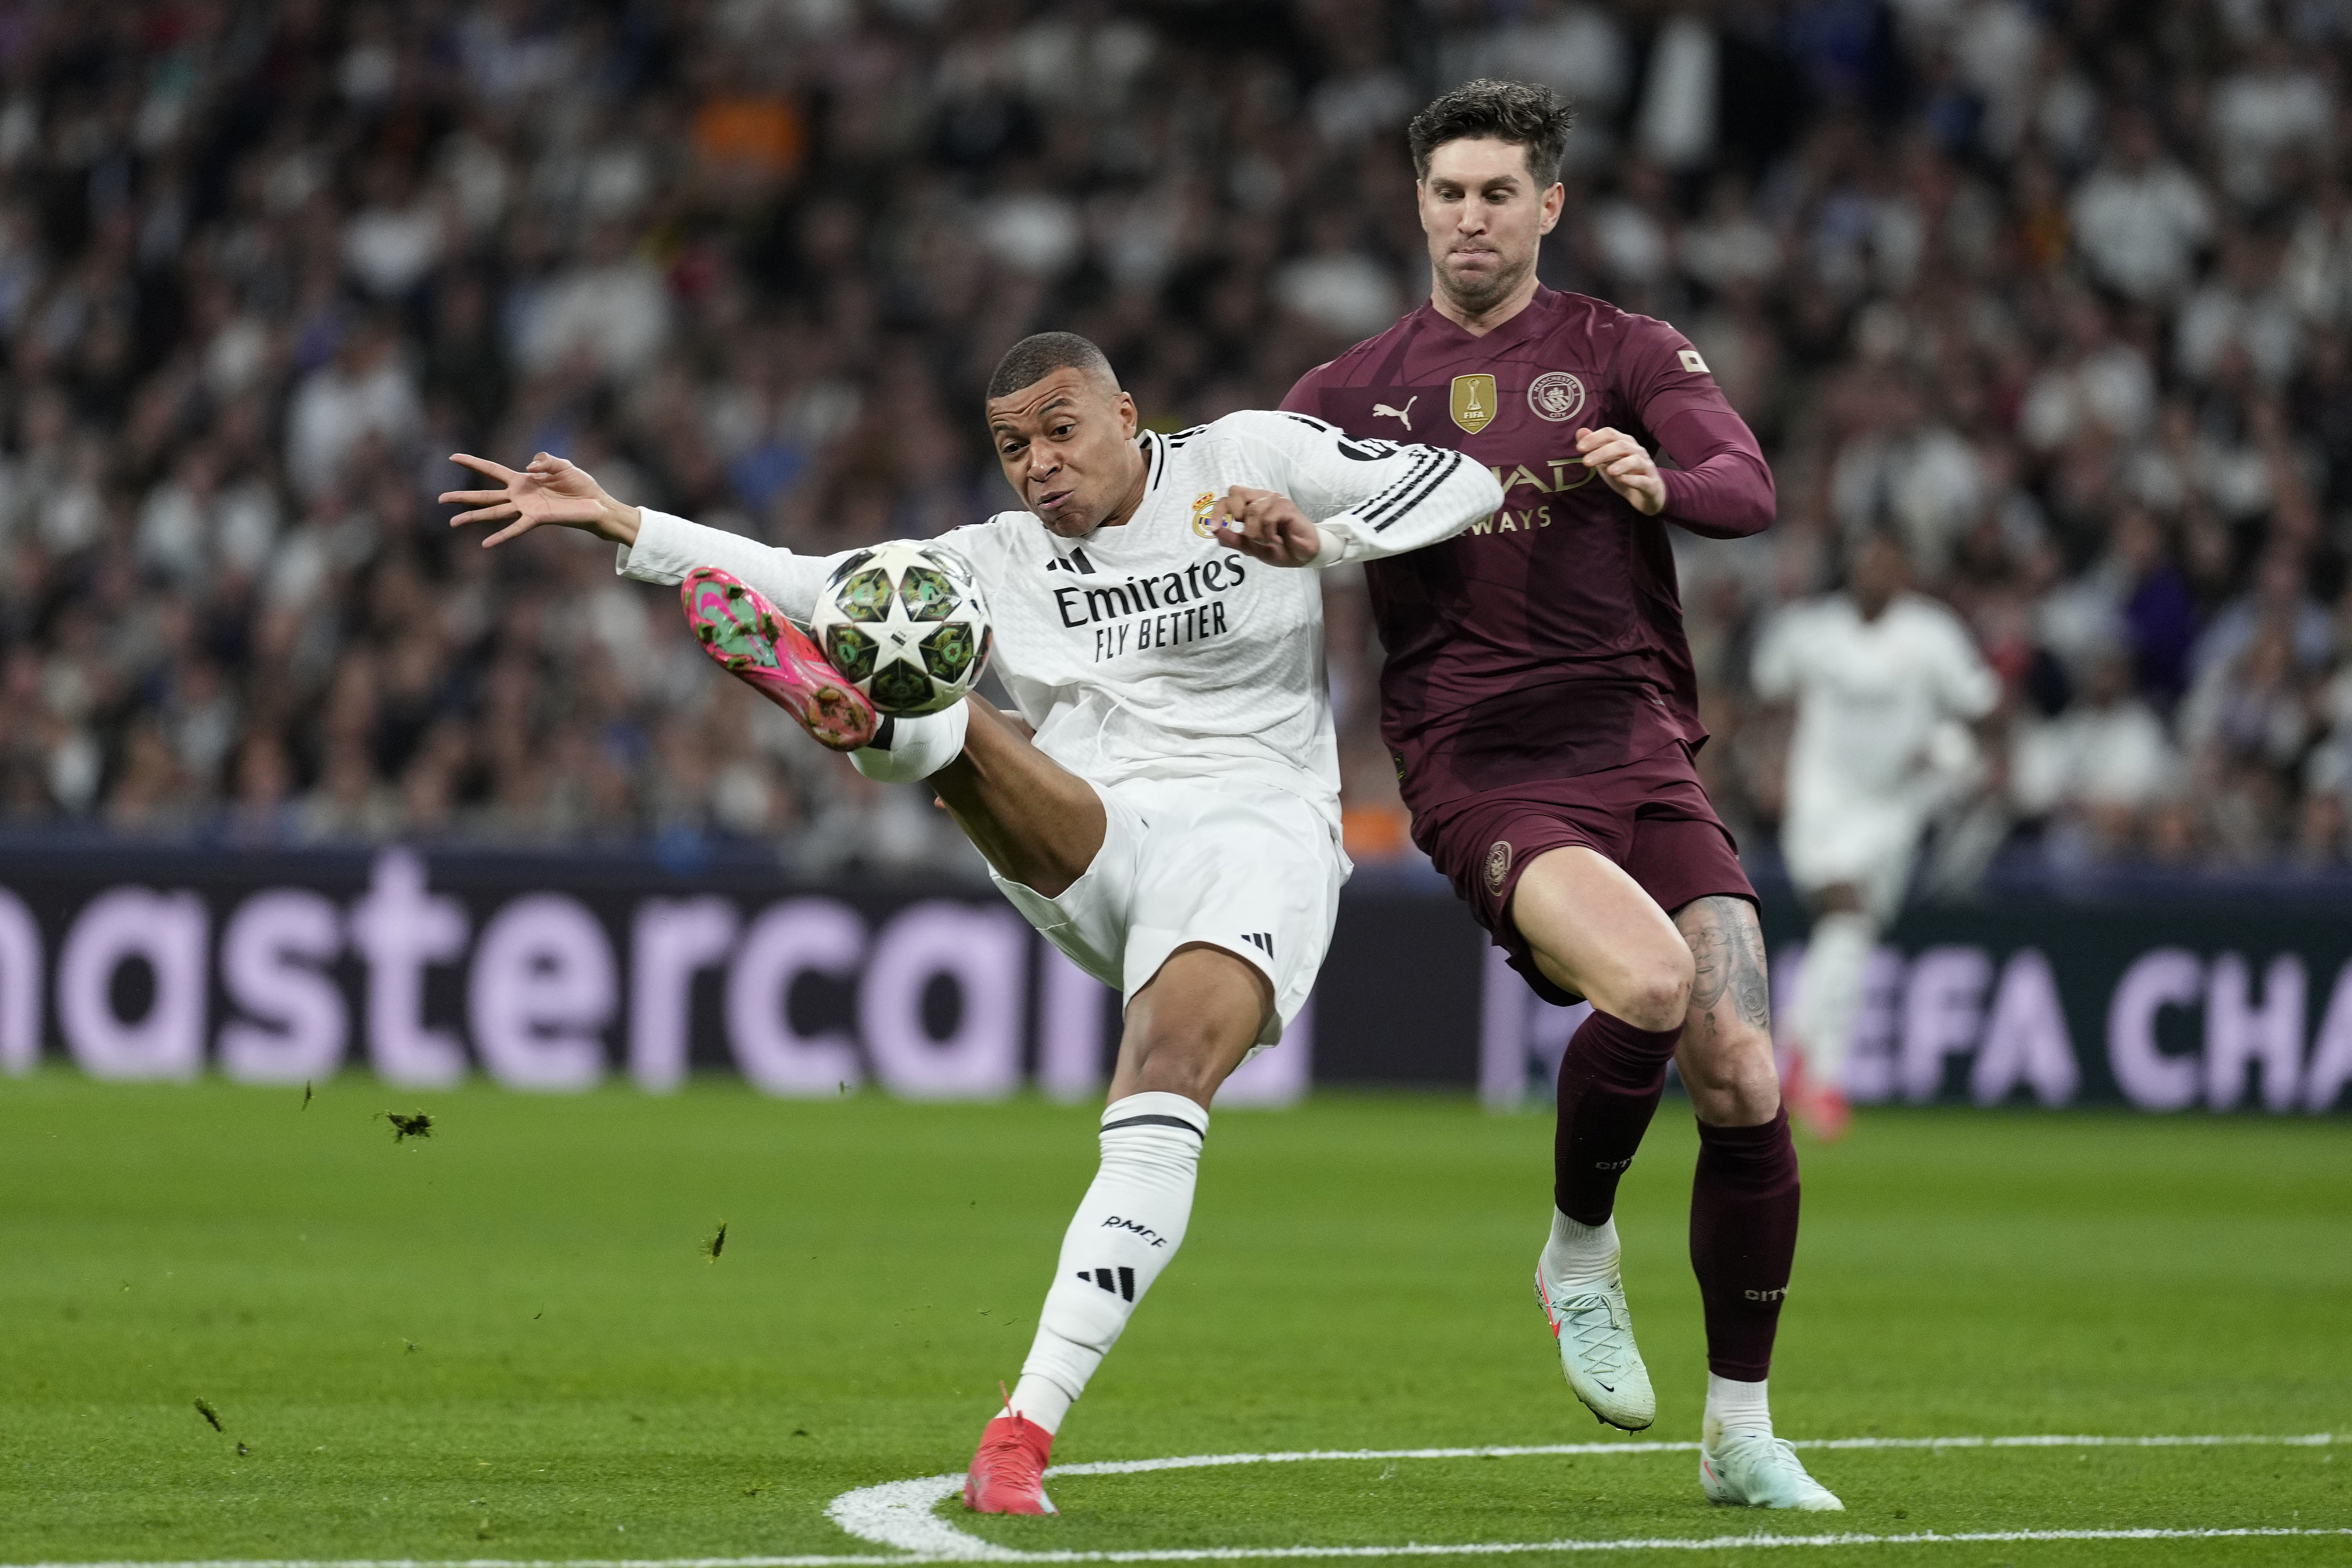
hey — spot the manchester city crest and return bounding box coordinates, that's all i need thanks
[1527,370,1586,423]
[1484,838,1513,894]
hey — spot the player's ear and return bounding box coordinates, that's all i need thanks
[1114,389,1138,439]
[1539,182,1565,235]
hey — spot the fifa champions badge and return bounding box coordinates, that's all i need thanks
[1450,374,1497,434]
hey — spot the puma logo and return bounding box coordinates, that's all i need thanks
[1373,396,1416,431]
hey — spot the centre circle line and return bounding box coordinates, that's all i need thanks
[822,1432,2338,1562]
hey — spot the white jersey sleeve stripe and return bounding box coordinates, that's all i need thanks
[1352,450,1444,530]
[1216,410,1501,565]
[1366,450,1467,533]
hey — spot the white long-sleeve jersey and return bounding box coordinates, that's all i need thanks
[1751,591,2000,813]
[616,410,1503,828]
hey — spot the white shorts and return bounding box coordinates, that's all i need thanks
[991,775,1347,1050]
[1781,795,1921,925]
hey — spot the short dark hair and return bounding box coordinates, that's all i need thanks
[1407,79,1576,187]
[986,332,1117,401]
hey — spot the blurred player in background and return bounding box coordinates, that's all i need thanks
[444,333,1501,1516]
[1287,81,1840,1510]
[1752,531,2001,1140]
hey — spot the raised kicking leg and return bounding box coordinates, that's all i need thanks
[1671,895,1838,1511]
[1508,846,1692,1432]
[682,562,1108,894]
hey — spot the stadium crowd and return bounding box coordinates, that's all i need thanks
[0,0,2349,879]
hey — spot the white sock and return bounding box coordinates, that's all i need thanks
[1539,1208,1621,1291]
[1009,1091,1209,1433]
[1704,1372,1773,1442]
[1795,912,1875,1088]
[1004,1372,1073,1433]
[850,701,969,783]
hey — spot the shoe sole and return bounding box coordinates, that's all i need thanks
[682,567,876,751]
[1534,1270,1656,1432]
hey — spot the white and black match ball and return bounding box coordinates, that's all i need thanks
[809,540,993,717]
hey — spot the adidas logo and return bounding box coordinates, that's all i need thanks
[1240,931,1273,958]
[1078,1266,1136,1302]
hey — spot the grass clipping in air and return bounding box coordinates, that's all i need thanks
[381,1111,432,1142]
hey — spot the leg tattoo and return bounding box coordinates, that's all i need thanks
[1676,895,1771,1042]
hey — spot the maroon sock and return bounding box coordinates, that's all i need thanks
[1553,1010,1683,1225]
[1689,1106,1801,1381]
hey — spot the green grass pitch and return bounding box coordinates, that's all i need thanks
[1,1073,2347,1565]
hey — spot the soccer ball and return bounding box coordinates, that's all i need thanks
[808,540,993,717]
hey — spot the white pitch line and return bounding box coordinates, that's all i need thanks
[11,1432,2341,1568]
[1043,1429,2338,1478]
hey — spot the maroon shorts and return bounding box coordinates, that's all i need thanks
[1414,741,1756,1007]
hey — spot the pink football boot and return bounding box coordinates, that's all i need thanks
[963,1413,1056,1515]
[1782,1053,1851,1143]
[680,566,877,752]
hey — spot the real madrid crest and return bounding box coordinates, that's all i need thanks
[1189,491,1220,538]
[1450,374,1498,434]
[1527,370,1586,423]
[1484,838,1513,894]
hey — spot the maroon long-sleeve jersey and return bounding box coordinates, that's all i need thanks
[1282,285,1775,816]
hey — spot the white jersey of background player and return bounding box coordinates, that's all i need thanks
[442,332,1501,1515]
[1750,532,1998,1137]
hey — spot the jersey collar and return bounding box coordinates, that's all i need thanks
[1414,284,1558,353]
[1139,429,1167,493]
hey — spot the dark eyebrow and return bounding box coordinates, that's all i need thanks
[990,393,1080,433]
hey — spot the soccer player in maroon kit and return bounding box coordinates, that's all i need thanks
[1284,81,1840,1510]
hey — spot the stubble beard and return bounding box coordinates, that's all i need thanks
[1436,247,1535,319]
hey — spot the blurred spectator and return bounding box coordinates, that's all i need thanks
[2010,646,2180,858]
[2069,112,2213,303]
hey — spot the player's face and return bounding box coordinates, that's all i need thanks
[1851,536,1909,616]
[986,368,1145,538]
[1417,138,1563,315]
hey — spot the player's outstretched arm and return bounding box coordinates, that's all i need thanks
[1212,413,1504,568]
[443,451,838,622]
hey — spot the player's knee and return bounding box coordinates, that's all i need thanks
[1682,1028,1780,1119]
[1616,949,1694,1033]
[1129,1039,1226,1105]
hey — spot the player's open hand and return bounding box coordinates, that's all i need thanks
[441,452,640,549]
[1211,485,1322,567]
[1575,426,1667,517]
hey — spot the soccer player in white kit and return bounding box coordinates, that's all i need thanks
[1750,532,1999,1138]
[442,332,1502,1513]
